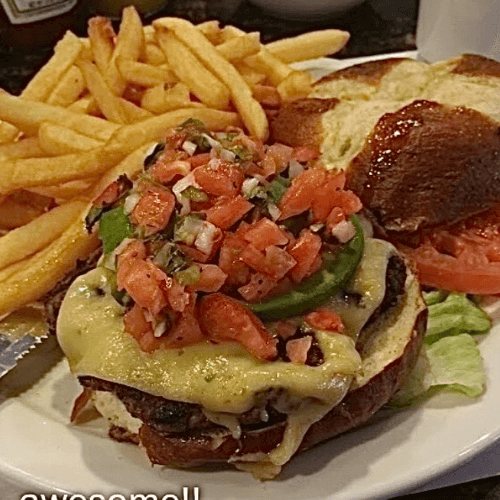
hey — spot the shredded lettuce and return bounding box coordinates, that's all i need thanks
[391,292,490,406]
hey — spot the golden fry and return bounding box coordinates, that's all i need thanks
[78,59,128,124]
[29,179,97,201]
[0,212,99,316]
[234,62,266,86]
[144,43,166,65]
[0,192,51,229]
[0,200,86,270]
[0,122,19,144]
[105,107,242,159]
[277,70,313,101]
[119,98,154,122]
[154,18,268,140]
[266,29,350,63]
[22,31,83,102]
[67,96,100,115]
[105,6,145,95]
[217,33,261,61]
[0,148,117,193]
[156,31,230,110]
[0,91,119,141]
[141,82,201,114]
[38,122,104,155]
[0,137,46,159]
[244,48,292,86]
[196,20,221,44]
[116,57,177,87]
[46,65,85,107]
[88,16,115,73]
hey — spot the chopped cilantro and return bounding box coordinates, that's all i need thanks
[99,207,134,255]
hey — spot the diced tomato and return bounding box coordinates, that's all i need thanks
[310,171,347,221]
[252,85,282,108]
[240,244,296,280]
[160,292,206,348]
[286,336,312,364]
[218,232,251,286]
[243,217,289,250]
[190,264,227,292]
[190,152,211,168]
[238,272,277,302]
[326,206,346,230]
[116,240,147,288]
[287,229,322,282]
[123,304,153,339]
[274,320,297,339]
[130,185,175,236]
[119,259,168,316]
[164,276,190,312]
[150,159,191,184]
[194,161,245,198]
[278,167,327,220]
[304,308,344,333]
[198,293,277,360]
[266,144,294,173]
[93,175,132,208]
[138,330,163,353]
[205,195,254,230]
[292,146,319,163]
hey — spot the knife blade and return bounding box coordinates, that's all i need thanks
[0,332,49,378]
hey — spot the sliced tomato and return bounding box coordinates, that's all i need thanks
[264,143,294,175]
[287,229,322,283]
[397,208,500,294]
[164,276,190,312]
[190,152,211,168]
[194,161,245,198]
[198,293,277,360]
[310,171,346,221]
[130,185,175,236]
[205,195,254,230]
[304,308,344,333]
[242,217,289,251]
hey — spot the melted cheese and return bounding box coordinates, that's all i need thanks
[57,237,398,476]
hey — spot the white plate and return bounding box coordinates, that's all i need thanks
[1,51,500,500]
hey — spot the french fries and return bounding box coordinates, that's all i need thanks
[154,18,268,140]
[0,6,348,318]
[266,29,350,63]
[0,201,86,270]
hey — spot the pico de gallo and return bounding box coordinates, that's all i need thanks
[86,119,364,363]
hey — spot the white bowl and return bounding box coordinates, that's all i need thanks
[248,0,365,20]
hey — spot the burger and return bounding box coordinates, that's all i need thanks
[54,118,427,479]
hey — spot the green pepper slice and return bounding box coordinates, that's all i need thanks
[249,216,364,320]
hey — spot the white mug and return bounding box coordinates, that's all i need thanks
[417,0,500,62]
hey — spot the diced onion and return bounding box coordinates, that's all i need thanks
[202,132,221,149]
[172,173,201,216]
[182,140,197,156]
[288,159,304,179]
[153,320,168,338]
[267,202,282,221]
[123,192,141,215]
[310,222,324,232]
[242,177,259,198]
[220,148,236,163]
[331,220,356,243]
[195,221,218,254]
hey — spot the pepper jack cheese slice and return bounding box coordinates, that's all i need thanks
[56,238,399,476]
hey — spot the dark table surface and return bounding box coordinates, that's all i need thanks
[1,0,499,498]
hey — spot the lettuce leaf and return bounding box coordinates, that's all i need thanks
[391,292,490,406]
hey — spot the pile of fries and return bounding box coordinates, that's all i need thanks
[0,6,349,318]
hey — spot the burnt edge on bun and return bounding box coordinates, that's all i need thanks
[63,254,427,471]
